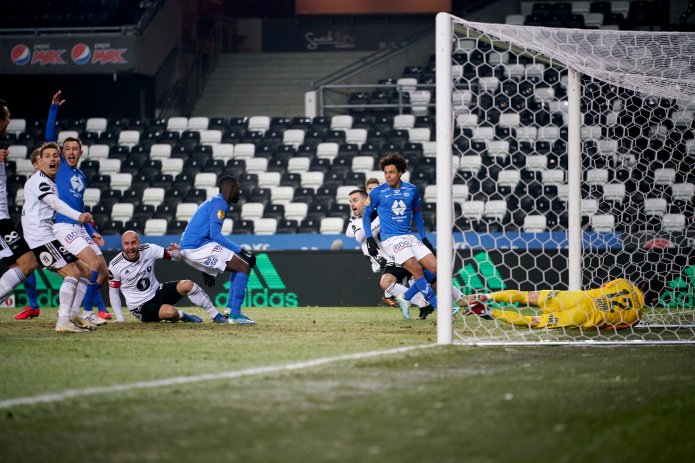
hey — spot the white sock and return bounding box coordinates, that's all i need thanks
[452,286,463,302]
[385,282,408,298]
[58,277,79,323]
[187,283,219,318]
[0,266,25,300]
[412,293,429,308]
[70,278,89,318]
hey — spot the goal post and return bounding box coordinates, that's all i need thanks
[435,13,695,345]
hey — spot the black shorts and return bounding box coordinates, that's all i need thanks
[382,262,412,282]
[132,281,183,322]
[31,240,76,270]
[0,218,31,266]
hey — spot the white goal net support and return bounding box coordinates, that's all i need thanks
[435,13,695,345]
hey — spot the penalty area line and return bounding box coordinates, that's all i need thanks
[0,343,438,409]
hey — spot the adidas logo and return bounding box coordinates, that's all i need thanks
[15,269,65,307]
[454,251,506,294]
[214,253,299,308]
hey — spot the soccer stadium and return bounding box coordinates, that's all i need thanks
[1,1,695,461]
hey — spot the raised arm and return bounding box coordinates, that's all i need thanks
[45,90,64,143]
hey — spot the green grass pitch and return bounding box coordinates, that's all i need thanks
[1,306,694,463]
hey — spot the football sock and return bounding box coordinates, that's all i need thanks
[385,282,408,298]
[489,290,528,305]
[414,277,437,309]
[24,272,39,309]
[227,271,237,309]
[402,283,420,302]
[70,278,89,318]
[423,269,437,284]
[58,277,78,323]
[412,293,429,308]
[452,285,463,301]
[187,283,220,318]
[94,292,108,312]
[227,272,249,317]
[83,271,100,313]
[0,267,26,301]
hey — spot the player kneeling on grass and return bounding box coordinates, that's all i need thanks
[464,278,661,330]
[108,230,232,324]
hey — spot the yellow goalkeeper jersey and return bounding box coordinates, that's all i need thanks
[585,278,645,329]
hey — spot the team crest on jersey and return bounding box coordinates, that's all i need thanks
[70,175,85,192]
[39,251,54,267]
[212,245,223,253]
[365,197,370,206]
[217,209,225,220]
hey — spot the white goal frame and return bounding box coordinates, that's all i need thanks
[435,13,695,345]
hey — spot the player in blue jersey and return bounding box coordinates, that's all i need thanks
[363,153,440,312]
[179,175,258,325]
[45,91,110,325]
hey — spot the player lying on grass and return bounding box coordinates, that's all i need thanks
[464,278,662,330]
[346,188,434,320]
[108,231,233,324]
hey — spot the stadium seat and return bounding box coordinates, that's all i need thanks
[83,188,101,208]
[111,203,134,223]
[662,214,686,233]
[167,220,189,235]
[523,215,547,233]
[298,219,320,234]
[144,218,168,236]
[241,202,264,221]
[167,117,188,133]
[277,219,299,234]
[175,203,198,221]
[254,218,278,235]
[110,173,132,192]
[187,117,209,131]
[248,116,271,134]
[285,202,309,222]
[591,214,615,232]
[270,185,294,205]
[319,217,344,234]
[233,220,255,234]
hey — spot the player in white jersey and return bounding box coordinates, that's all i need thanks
[108,230,232,324]
[22,143,96,333]
[0,99,38,308]
[347,188,432,320]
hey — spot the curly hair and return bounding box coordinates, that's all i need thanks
[378,152,407,173]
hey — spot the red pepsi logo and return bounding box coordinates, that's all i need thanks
[10,44,31,66]
[71,43,91,65]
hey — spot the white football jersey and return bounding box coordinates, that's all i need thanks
[346,215,389,273]
[21,171,60,248]
[0,163,9,220]
[108,243,165,310]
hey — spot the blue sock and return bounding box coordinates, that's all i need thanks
[24,272,39,309]
[83,271,100,313]
[423,269,437,284]
[93,292,107,312]
[226,272,249,317]
[403,284,420,301]
[414,277,437,309]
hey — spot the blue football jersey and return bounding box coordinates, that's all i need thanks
[180,193,241,253]
[362,181,424,241]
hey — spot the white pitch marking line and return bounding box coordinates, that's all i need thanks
[0,344,437,409]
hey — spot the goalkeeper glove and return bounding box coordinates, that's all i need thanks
[201,272,216,287]
[366,237,379,258]
[422,237,436,255]
[239,248,257,268]
[376,256,387,269]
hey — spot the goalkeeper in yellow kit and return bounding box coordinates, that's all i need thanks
[465,278,660,330]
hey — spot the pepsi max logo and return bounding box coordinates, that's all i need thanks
[71,44,91,65]
[10,44,31,66]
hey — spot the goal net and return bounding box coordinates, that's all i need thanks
[435,13,695,345]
